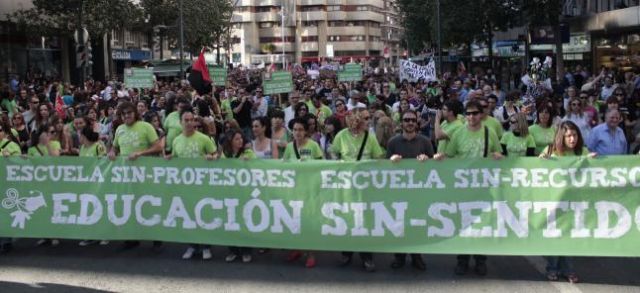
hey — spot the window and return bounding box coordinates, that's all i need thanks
[302,36,318,42]
[356,6,368,11]
[302,21,318,27]
[124,30,134,43]
[260,22,274,28]
[232,23,242,29]
[234,7,250,12]
[327,5,341,11]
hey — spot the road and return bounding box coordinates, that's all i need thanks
[1,239,639,292]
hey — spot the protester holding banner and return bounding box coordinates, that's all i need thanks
[28,124,61,157]
[434,99,464,154]
[539,120,596,283]
[387,109,433,271]
[163,97,189,153]
[222,129,256,263]
[166,107,218,260]
[0,121,20,157]
[435,100,502,276]
[477,98,504,139]
[330,108,383,272]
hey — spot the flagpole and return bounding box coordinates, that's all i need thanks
[281,3,286,70]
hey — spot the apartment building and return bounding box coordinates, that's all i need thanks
[230,0,389,66]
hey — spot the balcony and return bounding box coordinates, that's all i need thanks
[327,11,347,20]
[346,0,384,7]
[300,27,319,36]
[256,12,280,22]
[327,26,366,35]
[255,0,280,6]
[301,0,327,5]
[271,42,295,52]
[333,41,367,51]
[369,41,383,51]
[346,11,384,22]
[299,11,327,21]
[300,42,320,52]
[369,27,381,36]
[232,12,254,22]
[259,27,296,37]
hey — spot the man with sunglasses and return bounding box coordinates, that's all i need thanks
[434,100,502,276]
[386,109,433,271]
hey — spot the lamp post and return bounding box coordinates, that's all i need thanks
[179,0,185,79]
[436,0,442,76]
[280,4,286,70]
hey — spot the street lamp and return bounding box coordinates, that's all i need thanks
[280,3,287,70]
[179,0,185,79]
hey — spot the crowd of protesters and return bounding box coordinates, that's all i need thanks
[1,61,640,283]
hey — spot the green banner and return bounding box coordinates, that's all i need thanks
[338,63,362,82]
[124,68,154,89]
[1,156,640,256]
[208,66,227,87]
[263,71,293,95]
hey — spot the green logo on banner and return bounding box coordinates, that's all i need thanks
[263,71,293,95]
[338,63,362,82]
[124,68,154,89]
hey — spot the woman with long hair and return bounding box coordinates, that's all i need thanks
[375,116,395,153]
[539,121,595,283]
[9,113,28,153]
[529,104,557,155]
[251,116,278,159]
[222,130,256,263]
[48,115,73,156]
[319,116,343,159]
[270,108,290,158]
[500,113,535,157]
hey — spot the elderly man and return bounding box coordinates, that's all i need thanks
[587,109,627,155]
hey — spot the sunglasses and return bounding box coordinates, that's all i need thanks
[336,103,344,107]
[403,118,417,123]
[465,111,481,116]
[579,96,588,99]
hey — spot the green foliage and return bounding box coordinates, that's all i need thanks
[9,0,142,38]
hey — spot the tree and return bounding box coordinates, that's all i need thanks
[141,0,234,58]
[9,0,142,39]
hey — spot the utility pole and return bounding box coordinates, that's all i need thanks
[436,0,442,76]
[281,3,286,70]
[179,0,185,79]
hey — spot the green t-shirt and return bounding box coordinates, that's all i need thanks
[79,141,107,157]
[0,138,21,156]
[27,141,61,157]
[481,116,504,139]
[221,149,257,159]
[330,129,383,161]
[1,99,18,117]
[500,132,536,157]
[221,98,233,121]
[310,104,333,123]
[113,121,159,156]
[163,111,183,151]
[445,126,501,158]
[172,131,217,159]
[282,139,323,160]
[528,124,556,155]
[437,118,464,153]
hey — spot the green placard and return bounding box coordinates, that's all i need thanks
[263,71,293,95]
[124,68,154,89]
[208,66,227,87]
[338,63,362,82]
[2,156,640,256]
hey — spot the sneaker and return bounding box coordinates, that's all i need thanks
[35,239,50,247]
[363,259,376,272]
[151,241,163,253]
[411,256,426,271]
[79,240,97,247]
[454,260,469,275]
[474,261,487,276]
[390,257,405,269]
[202,248,212,260]
[51,239,60,246]
[0,243,13,254]
[305,256,316,268]
[99,240,110,246]
[225,253,238,263]
[287,251,302,262]
[339,255,352,267]
[182,247,196,260]
[118,241,140,251]
[242,254,252,263]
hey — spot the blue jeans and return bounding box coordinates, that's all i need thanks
[545,256,574,274]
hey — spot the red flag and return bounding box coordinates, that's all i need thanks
[188,48,212,95]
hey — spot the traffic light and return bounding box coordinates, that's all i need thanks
[86,42,93,66]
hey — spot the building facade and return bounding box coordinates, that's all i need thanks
[230,0,390,66]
